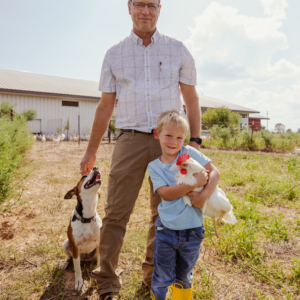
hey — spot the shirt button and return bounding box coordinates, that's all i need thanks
[146,51,148,53]
[147,79,149,81]
[147,94,149,96]
[146,66,148,68]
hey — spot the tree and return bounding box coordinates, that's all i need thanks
[0,100,17,117]
[64,119,70,140]
[286,128,292,133]
[202,106,240,135]
[274,123,285,133]
[297,128,300,133]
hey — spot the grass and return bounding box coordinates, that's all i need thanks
[1,142,300,299]
[0,115,34,203]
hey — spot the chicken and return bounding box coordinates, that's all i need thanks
[60,134,65,141]
[52,136,61,143]
[42,135,46,143]
[294,145,300,155]
[170,153,237,238]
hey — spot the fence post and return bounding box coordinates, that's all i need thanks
[11,109,13,121]
[78,112,80,147]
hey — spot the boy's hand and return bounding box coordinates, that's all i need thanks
[193,171,208,188]
[187,190,207,209]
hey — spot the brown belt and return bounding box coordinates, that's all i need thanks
[121,129,154,134]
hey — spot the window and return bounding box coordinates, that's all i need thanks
[62,101,79,107]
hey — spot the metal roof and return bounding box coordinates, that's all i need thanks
[0,69,101,100]
[249,113,270,120]
[199,94,260,114]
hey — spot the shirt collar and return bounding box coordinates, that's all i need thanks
[130,29,161,45]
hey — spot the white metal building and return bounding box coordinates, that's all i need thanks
[0,69,101,137]
[0,69,266,137]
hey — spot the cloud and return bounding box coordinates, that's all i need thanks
[184,1,299,85]
[260,0,288,20]
[232,82,300,130]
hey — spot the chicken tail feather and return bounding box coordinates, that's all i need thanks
[222,210,237,224]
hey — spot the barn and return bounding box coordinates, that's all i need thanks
[0,69,101,137]
[0,69,268,136]
[249,113,270,132]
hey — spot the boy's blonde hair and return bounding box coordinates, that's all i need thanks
[156,110,189,135]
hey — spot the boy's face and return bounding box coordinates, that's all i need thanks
[154,125,186,158]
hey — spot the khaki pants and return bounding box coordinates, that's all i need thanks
[92,131,162,295]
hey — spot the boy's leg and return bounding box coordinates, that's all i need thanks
[92,132,151,296]
[151,217,177,300]
[142,135,162,288]
[175,226,205,288]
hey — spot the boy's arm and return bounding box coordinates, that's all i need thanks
[157,171,208,201]
[188,162,220,209]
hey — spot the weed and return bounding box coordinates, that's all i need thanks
[264,215,288,242]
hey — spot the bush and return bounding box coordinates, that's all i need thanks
[20,109,37,121]
[241,129,258,150]
[261,130,274,149]
[202,106,240,136]
[217,127,231,146]
[0,116,34,203]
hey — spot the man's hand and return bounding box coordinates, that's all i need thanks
[193,171,208,188]
[187,190,207,209]
[80,153,96,176]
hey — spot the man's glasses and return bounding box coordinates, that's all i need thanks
[129,2,160,11]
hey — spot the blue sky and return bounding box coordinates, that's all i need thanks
[1,0,299,131]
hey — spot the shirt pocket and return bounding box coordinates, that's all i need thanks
[159,62,180,88]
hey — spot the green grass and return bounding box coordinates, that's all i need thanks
[1,145,300,299]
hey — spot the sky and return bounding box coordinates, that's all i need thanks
[0,0,299,132]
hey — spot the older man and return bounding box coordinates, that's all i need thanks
[80,1,205,299]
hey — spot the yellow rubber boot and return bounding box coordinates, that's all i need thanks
[170,283,193,300]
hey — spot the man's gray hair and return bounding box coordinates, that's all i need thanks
[128,0,161,3]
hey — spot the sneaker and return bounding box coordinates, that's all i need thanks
[100,292,118,300]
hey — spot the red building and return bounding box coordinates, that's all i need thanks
[249,114,270,132]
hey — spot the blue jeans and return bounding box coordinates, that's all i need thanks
[151,216,205,300]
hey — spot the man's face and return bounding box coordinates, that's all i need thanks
[128,1,161,34]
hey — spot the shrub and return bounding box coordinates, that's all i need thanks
[0,116,34,203]
[202,106,240,136]
[217,127,231,146]
[241,129,258,150]
[261,130,274,149]
[20,109,37,121]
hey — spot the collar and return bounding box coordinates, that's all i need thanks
[130,29,161,45]
[73,208,96,224]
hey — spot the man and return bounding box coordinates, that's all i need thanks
[80,1,206,299]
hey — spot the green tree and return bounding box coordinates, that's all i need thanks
[0,100,17,117]
[286,128,292,133]
[202,106,240,135]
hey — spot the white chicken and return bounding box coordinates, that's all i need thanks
[52,136,61,144]
[294,145,300,155]
[42,135,46,143]
[60,134,65,141]
[170,153,237,238]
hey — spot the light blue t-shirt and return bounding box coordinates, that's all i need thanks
[148,145,212,230]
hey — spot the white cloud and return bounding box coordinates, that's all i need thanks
[260,0,288,20]
[233,82,300,130]
[184,1,298,85]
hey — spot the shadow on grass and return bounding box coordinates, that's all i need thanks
[39,259,99,300]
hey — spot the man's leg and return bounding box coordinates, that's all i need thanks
[142,135,162,288]
[92,132,150,295]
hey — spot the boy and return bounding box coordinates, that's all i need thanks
[148,110,220,300]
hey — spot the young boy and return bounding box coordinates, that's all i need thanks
[148,110,220,300]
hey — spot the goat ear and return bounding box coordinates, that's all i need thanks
[64,187,76,199]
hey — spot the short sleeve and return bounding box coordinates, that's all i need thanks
[148,163,168,194]
[179,44,197,86]
[98,50,116,93]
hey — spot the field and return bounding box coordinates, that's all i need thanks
[1,141,300,299]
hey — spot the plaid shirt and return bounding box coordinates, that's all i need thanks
[99,30,197,132]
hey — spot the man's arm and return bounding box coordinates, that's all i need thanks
[157,171,208,201]
[80,92,117,175]
[188,162,220,209]
[179,82,201,151]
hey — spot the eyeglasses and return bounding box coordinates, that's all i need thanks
[129,2,160,11]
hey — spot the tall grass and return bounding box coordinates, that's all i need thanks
[0,115,34,203]
[202,130,300,152]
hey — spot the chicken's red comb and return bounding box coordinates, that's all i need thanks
[176,153,190,165]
